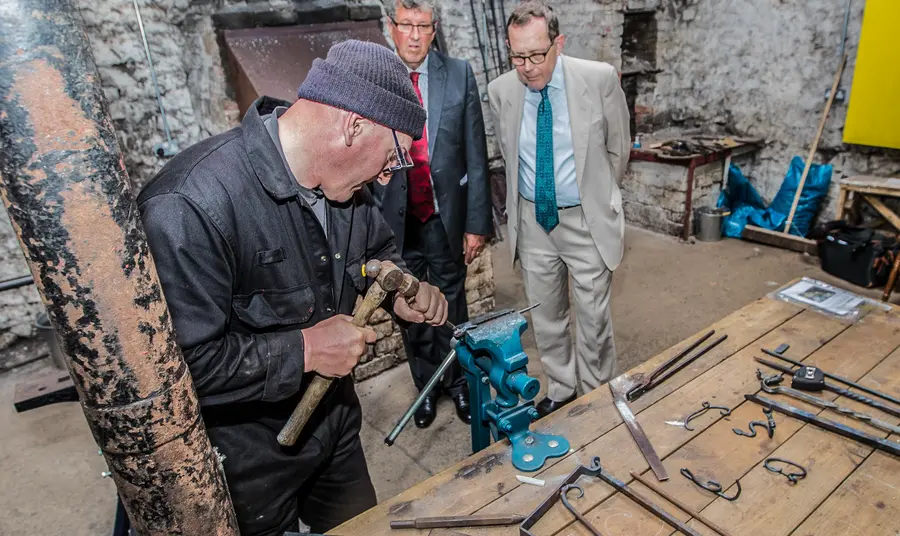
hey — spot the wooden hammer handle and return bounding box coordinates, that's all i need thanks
[277,284,389,446]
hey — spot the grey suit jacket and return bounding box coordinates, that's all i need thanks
[374,50,491,259]
[488,55,631,270]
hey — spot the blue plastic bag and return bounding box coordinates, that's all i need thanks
[717,157,832,238]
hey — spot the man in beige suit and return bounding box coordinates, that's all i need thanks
[488,0,630,417]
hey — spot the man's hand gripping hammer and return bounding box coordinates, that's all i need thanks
[277,260,418,446]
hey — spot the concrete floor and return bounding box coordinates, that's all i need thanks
[0,227,886,534]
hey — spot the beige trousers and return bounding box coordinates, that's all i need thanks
[517,197,617,401]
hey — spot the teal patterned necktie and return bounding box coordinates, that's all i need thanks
[534,87,558,233]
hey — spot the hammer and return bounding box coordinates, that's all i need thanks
[277,259,418,446]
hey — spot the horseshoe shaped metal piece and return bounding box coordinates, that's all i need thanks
[764,457,808,485]
[680,468,742,501]
[683,401,732,431]
[559,484,604,536]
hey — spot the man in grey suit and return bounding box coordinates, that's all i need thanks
[488,1,630,417]
[375,0,492,428]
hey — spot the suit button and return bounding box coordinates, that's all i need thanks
[399,209,405,216]
[401,184,406,191]
[334,253,341,260]
[320,255,327,263]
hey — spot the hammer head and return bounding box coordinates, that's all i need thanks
[363,260,404,292]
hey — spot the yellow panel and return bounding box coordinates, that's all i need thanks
[843,0,900,149]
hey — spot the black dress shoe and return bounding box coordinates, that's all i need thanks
[414,394,437,429]
[451,391,471,424]
[536,394,577,418]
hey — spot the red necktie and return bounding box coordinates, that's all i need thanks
[406,72,435,222]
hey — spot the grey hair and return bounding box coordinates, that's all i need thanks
[386,0,440,21]
[507,1,559,42]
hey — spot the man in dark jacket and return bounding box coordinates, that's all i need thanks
[137,40,447,536]
[375,0,492,428]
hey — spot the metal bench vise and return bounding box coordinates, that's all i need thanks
[455,307,569,472]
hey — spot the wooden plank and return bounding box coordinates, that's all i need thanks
[559,315,900,536]
[332,298,804,536]
[741,225,818,255]
[469,309,850,536]
[863,194,900,232]
[842,176,900,196]
[695,343,900,536]
[836,185,848,221]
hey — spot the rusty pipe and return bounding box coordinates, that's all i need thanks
[0,2,238,534]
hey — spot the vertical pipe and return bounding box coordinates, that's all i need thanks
[0,2,239,534]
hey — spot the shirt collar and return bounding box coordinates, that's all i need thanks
[263,107,323,204]
[405,52,429,75]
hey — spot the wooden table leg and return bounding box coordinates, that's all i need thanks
[836,186,848,220]
[884,252,900,302]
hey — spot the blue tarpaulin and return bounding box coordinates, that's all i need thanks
[717,156,832,238]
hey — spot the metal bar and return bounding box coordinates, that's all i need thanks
[390,513,525,529]
[0,3,238,534]
[610,377,669,481]
[758,372,900,435]
[385,349,457,446]
[132,0,175,151]
[630,471,735,536]
[625,330,715,401]
[682,158,699,241]
[594,461,702,536]
[0,274,34,292]
[520,460,603,536]
[745,395,900,457]
[559,485,604,536]
[755,358,900,419]
[761,347,900,406]
[628,332,726,401]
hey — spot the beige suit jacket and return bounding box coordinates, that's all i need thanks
[488,55,631,271]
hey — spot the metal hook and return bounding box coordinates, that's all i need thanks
[680,468,742,501]
[733,408,776,439]
[764,457,808,485]
[683,401,732,431]
[559,484,604,536]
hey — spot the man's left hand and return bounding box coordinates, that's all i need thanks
[394,281,448,326]
[464,233,486,265]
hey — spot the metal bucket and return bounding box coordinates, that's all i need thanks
[696,207,729,242]
[35,311,67,370]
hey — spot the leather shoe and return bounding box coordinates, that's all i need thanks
[536,393,577,418]
[451,391,471,424]
[414,394,437,429]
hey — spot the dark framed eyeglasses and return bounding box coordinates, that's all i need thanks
[381,130,414,178]
[390,18,437,35]
[509,42,556,66]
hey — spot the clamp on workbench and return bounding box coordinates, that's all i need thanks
[455,307,570,472]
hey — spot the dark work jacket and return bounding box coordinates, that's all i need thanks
[137,97,403,533]
[373,50,492,258]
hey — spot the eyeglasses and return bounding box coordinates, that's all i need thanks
[509,42,555,66]
[381,130,414,179]
[391,18,437,35]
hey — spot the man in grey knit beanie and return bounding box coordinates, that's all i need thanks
[138,38,446,536]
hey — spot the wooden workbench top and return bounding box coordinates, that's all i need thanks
[335,284,900,536]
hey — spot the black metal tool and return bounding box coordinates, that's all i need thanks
[755,357,900,419]
[732,407,775,439]
[757,370,900,435]
[745,394,900,457]
[390,513,525,529]
[626,331,728,401]
[683,401,732,432]
[762,347,900,406]
[764,458,807,485]
[680,468,742,501]
[520,460,603,536]
[559,485,604,536]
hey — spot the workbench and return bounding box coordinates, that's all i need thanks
[335,282,900,536]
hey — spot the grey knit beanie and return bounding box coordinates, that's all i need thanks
[297,40,427,140]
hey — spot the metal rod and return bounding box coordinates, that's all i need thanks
[132,0,175,151]
[0,274,34,292]
[480,0,494,80]
[761,348,900,406]
[757,370,900,435]
[755,358,900,419]
[0,3,238,533]
[630,471,735,536]
[594,460,703,536]
[520,458,603,536]
[745,394,900,457]
[560,485,604,536]
[839,0,852,61]
[390,513,525,529]
[468,0,491,84]
[386,349,457,445]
